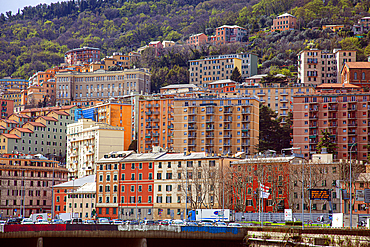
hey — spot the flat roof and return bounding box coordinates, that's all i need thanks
[53,175,95,188]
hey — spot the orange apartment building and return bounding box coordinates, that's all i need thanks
[0,78,28,91]
[186,33,208,46]
[173,96,259,155]
[76,102,133,150]
[209,25,247,45]
[341,62,370,88]
[271,13,297,31]
[0,155,68,218]
[64,47,100,65]
[137,96,174,153]
[293,85,370,161]
[0,100,14,119]
[298,49,356,85]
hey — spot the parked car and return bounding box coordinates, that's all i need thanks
[171,220,185,226]
[97,218,110,224]
[185,221,198,226]
[35,219,49,224]
[21,218,34,225]
[71,218,83,224]
[51,219,64,224]
[112,219,123,225]
[84,220,96,224]
[129,220,139,225]
[0,220,6,225]
[142,220,156,225]
[199,221,213,227]
[213,222,227,227]
[228,223,242,227]
[159,220,169,226]
[7,218,22,225]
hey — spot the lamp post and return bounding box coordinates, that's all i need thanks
[349,143,357,229]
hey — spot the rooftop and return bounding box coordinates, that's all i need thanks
[53,175,95,188]
[208,79,237,85]
[0,133,20,139]
[345,62,370,69]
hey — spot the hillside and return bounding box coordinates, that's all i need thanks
[1,0,370,84]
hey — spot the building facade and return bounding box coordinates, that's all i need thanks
[186,33,208,46]
[271,13,297,31]
[56,68,151,105]
[137,96,174,153]
[293,89,370,161]
[64,47,101,65]
[297,49,356,85]
[341,62,370,88]
[189,53,258,87]
[173,96,259,155]
[0,155,68,218]
[66,118,125,178]
[209,25,247,45]
[0,100,14,119]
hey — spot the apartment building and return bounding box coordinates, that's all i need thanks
[137,97,175,153]
[64,47,100,65]
[56,68,151,105]
[66,118,125,178]
[229,156,294,213]
[209,25,247,45]
[341,62,370,88]
[0,78,28,91]
[152,152,239,220]
[75,102,133,150]
[353,17,370,34]
[20,105,77,120]
[293,86,370,161]
[53,175,95,219]
[186,33,208,46]
[0,100,14,119]
[95,152,162,220]
[173,96,259,155]
[1,89,28,112]
[189,53,258,87]
[297,49,356,85]
[0,154,68,218]
[271,13,297,31]
[0,110,73,156]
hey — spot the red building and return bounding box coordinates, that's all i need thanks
[95,151,163,220]
[0,99,14,119]
[148,41,163,56]
[271,13,297,32]
[64,47,100,65]
[207,79,237,93]
[341,62,370,88]
[229,157,294,213]
[210,25,247,45]
[186,33,208,46]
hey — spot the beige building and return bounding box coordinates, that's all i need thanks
[189,53,258,87]
[297,49,356,85]
[66,119,125,178]
[173,96,259,155]
[152,152,239,220]
[56,68,151,105]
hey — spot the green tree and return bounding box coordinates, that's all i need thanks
[258,105,292,153]
[230,67,242,83]
[316,129,338,154]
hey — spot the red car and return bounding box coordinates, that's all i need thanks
[159,220,169,226]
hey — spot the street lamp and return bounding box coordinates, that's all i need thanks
[349,143,357,229]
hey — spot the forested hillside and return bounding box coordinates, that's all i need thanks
[1,0,370,84]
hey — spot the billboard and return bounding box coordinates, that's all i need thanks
[309,189,331,200]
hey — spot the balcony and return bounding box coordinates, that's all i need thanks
[146,125,152,129]
[188,134,196,138]
[206,142,214,146]
[224,110,233,114]
[152,125,159,129]
[145,111,152,115]
[328,107,337,111]
[242,118,250,122]
[189,111,197,115]
[309,116,318,120]
[280,99,288,103]
[206,118,214,123]
[152,140,159,144]
[348,123,357,127]
[206,126,214,131]
[188,118,196,123]
[188,142,196,147]
[145,135,151,138]
[152,132,159,137]
[152,118,160,123]
[145,140,152,144]
[310,107,318,111]
[309,135,317,139]
[153,111,160,115]
[241,142,250,146]
[280,106,288,110]
[206,134,214,138]
[348,131,356,136]
[280,92,289,96]
[224,134,232,138]
[242,110,250,114]
[146,104,152,108]
[241,134,250,138]
[257,92,265,96]
[224,118,232,123]
[348,106,357,111]
[188,126,197,130]
[154,104,160,108]
[224,142,231,147]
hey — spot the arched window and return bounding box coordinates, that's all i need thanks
[354,72,357,80]
[362,72,365,80]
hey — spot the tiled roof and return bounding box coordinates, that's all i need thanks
[316,83,361,89]
[13,127,33,133]
[51,110,69,116]
[1,133,20,139]
[24,122,46,127]
[0,119,18,124]
[345,62,370,69]
[37,116,58,121]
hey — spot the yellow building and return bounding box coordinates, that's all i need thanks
[137,96,174,153]
[67,118,125,178]
[322,25,344,32]
[152,152,239,220]
[173,96,259,155]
